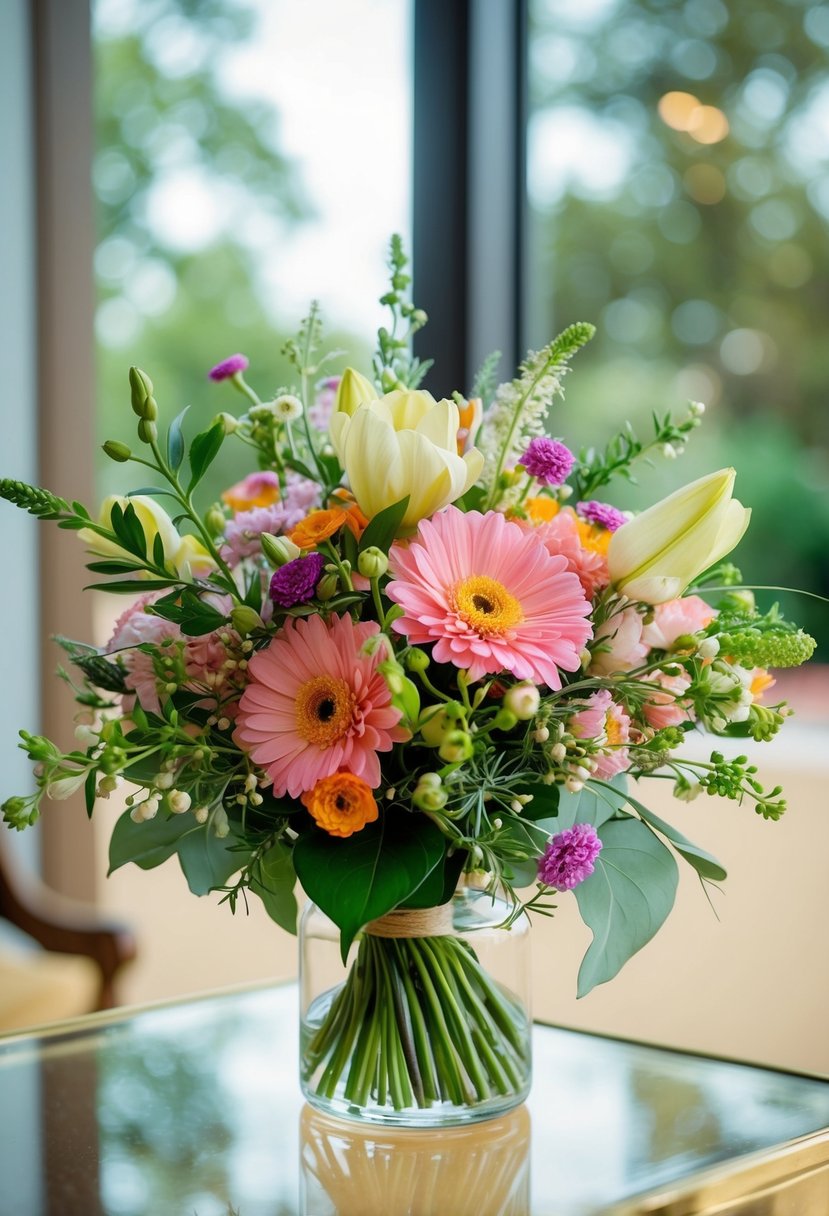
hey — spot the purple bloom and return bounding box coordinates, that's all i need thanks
[577,500,627,532]
[208,353,249,382]
[521,437,575,486]
[269,552,326,608]
[538,823,602,890]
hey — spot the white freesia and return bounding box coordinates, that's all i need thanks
[607,468,750,604]
[329,389,484,531]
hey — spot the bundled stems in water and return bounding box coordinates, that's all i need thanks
[302,932,530,1113]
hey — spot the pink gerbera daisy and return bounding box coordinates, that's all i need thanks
[386,507,593,688]
[233,614,408,798]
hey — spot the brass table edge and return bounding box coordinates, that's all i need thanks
[605,1127,829,1215]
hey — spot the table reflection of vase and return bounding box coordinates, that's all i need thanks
[300,1101,531,1216]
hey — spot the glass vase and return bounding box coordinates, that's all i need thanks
[299,886,532,1127]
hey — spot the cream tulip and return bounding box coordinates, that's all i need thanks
[78,495,216,580]
[607,468,750,604]
[329,389,484,531]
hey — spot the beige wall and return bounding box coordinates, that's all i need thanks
[93,727,829,1078]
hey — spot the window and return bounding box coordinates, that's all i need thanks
[525,0,829,650]
[93,0,413,502]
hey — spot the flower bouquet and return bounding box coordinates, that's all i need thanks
[1,238,815,1126]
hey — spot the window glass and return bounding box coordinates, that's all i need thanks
[93,0,413,500]
[526,0,829,651]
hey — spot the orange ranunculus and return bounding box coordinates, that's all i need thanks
[289,507,348,549]
[324,489,370,540]
[222,471,281,512]
[343,502,369,540]
[575,517,612,557]
[526,496,560,524]
[300,772,379,838]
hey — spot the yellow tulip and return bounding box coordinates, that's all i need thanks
[607,468,750,604]
[333,367,378,418]
[329,389,484,531]
[78,495,216,580]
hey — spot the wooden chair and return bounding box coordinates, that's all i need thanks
[0,834,136,1025]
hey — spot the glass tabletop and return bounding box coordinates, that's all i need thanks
[1,983,827,1216]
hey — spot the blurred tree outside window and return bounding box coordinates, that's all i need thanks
[93,0,413,507]
[526,0,829,656]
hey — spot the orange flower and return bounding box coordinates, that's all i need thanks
[222,471,281,512]
[575,517,612,557]
[289,507,348,549]
[301,772,379,838]
[750,668,776,702]
[526,496,560,524]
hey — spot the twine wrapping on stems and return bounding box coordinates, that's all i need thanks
[366,904,454,938]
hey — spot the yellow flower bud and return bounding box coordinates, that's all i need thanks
[333,367,378,418]
[608,468,750,604]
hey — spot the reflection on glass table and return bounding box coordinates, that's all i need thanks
[0,983,827,1215]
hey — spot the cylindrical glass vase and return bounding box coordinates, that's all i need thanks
[299,887,532,1127]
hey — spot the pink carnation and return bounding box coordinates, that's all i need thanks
[535,510,609,601]
[641,670,695,730]
[589,607,648,676]
[642,595,716,651]
[387,507,592,689]
[569,689,632,779]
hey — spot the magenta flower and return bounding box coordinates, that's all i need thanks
[538,823,603,890]
[577,500,627,532]
[270,552,326,608]
[208,353,249,382]
[521,437,575,486]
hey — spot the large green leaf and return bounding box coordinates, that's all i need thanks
[177,825,248,896]
[109,808,194,873]
[293,812,445,959]
[624,793,727,882]
[167,406,189,472]
[250,840,298,934]
[551,774,629,834]
[574,818,678,997]
[398,848,465,910]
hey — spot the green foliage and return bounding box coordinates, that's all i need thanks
[293,813,447,960]
[574,818,679,997]
[357,495,410,554]
[249,840,298,934]
[0,479,74,521]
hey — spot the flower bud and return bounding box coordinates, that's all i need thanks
[260,533,301,568]
[129,366,154,417]
[608,468,750,605]
[230,605,265,635]
[357,546,389,580]
[377,659,405,696]
[438,730,474,763]
[697,636,720,659]
[212,411,239,435]
[103,440,132,463]
[503,683,541,720]
[213,805,230,838]
[405,648,430,673]
[412,783,448,811]
[333,367,378,418]
[137,418,158,444]
[205,504,227,537]
[315,573,340,601]
[492,709,518,732]
[420,706,451,747]
[168,789,191,814]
